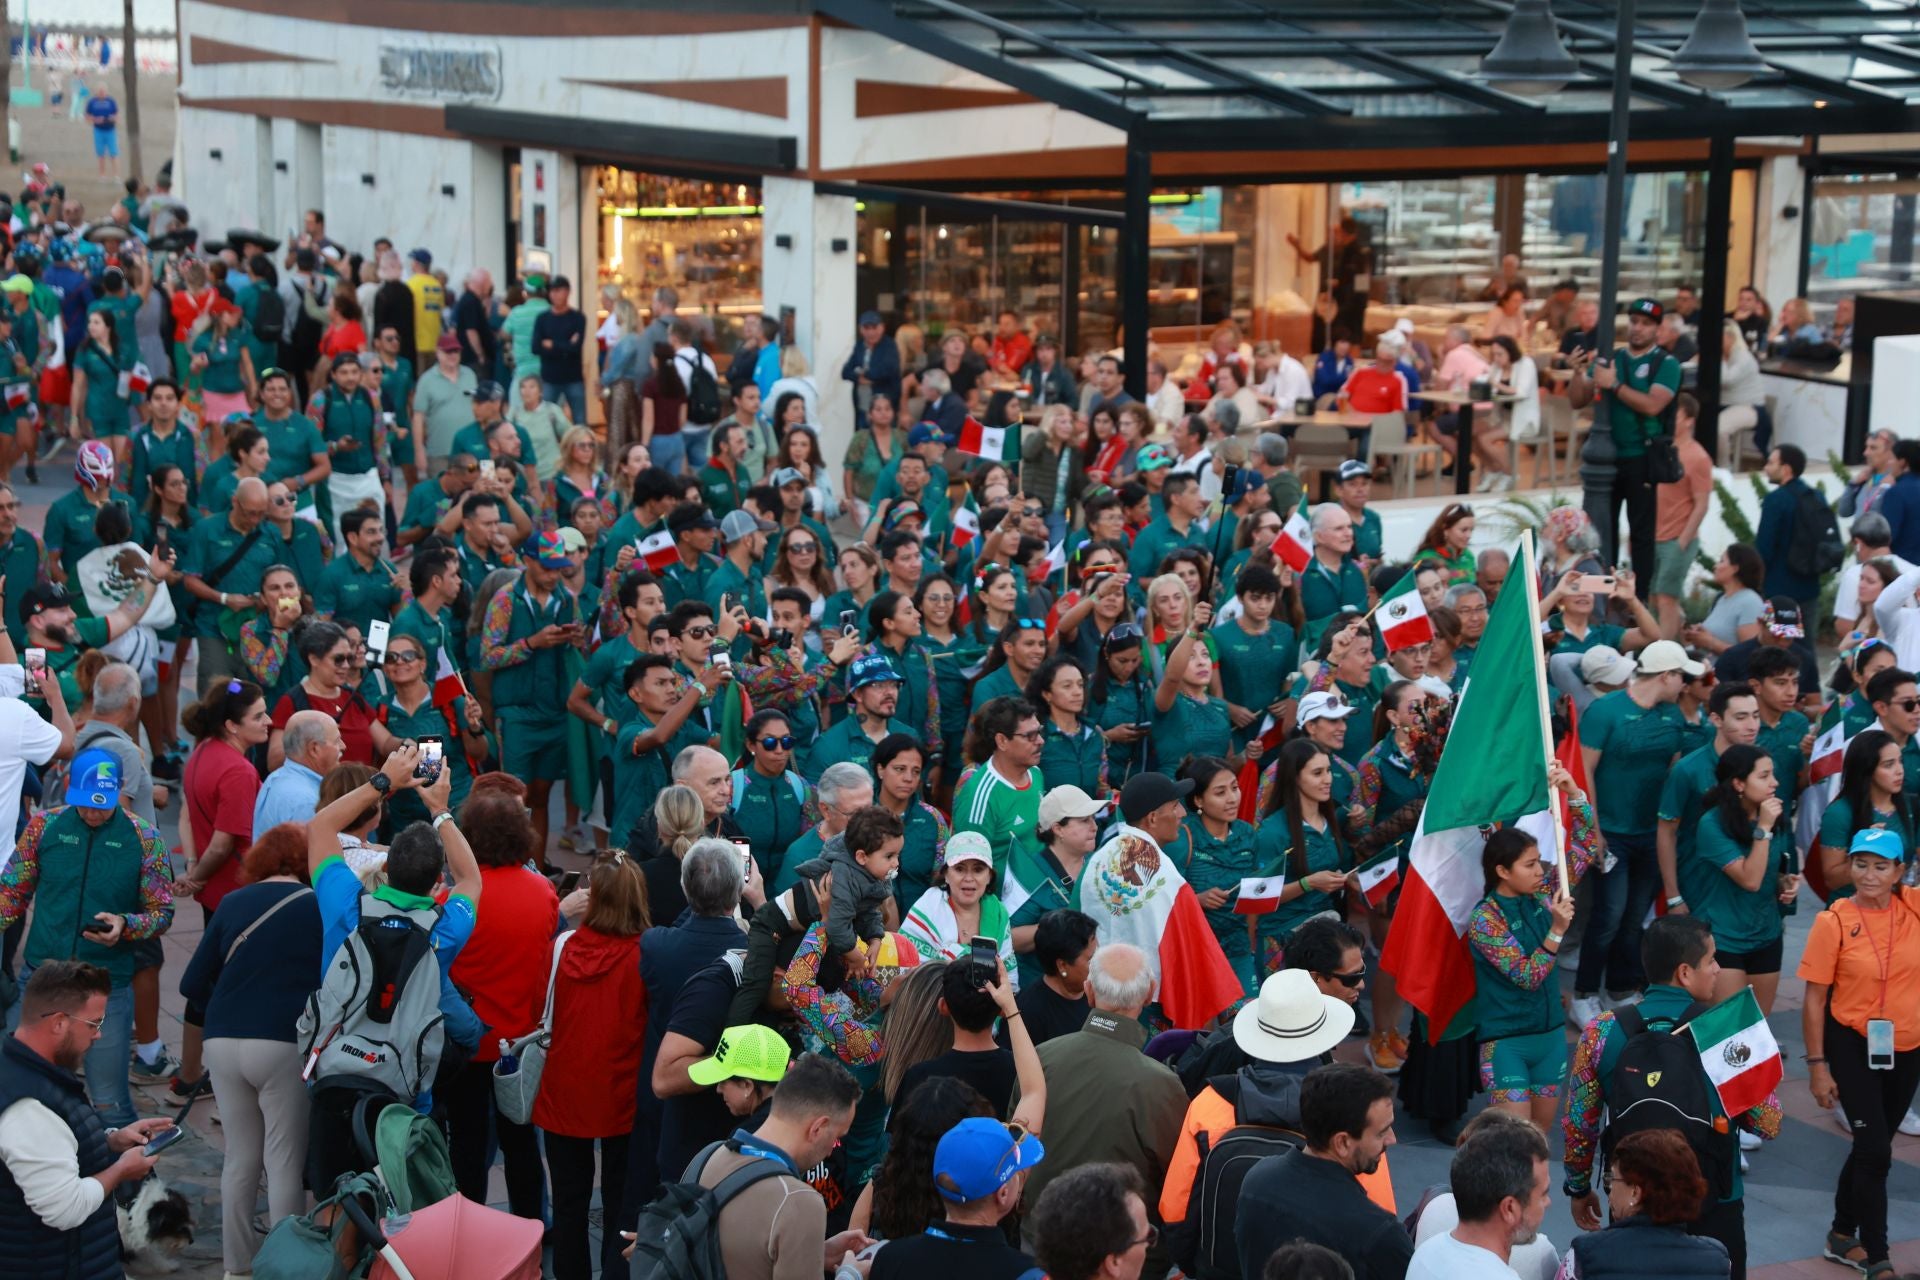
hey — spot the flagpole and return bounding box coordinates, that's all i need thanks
[1518,529,1570,898]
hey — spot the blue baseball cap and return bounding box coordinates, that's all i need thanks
[1849,827,1904,863]
[846,652,899,691]
[933,1118,1045,1202]
[907,424,945,448]
[65,748,123,810]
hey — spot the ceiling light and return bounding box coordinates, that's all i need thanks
[1667,0,1767,90]
[1480,0,1579,96]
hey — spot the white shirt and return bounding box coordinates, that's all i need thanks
[1406,1230,1524,1280]
[1258,354,1314,409]
[1148,380,1187,430]
[0,1098,107,1231]
[1412,1195,1558,1280]
[1874,564,1920,674]
[672,346,719,397]
[0,689,63,863]
[1835,553,1916,627]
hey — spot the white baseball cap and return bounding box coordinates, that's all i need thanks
[1637,639,1705,677]
[1298,690,1356,725]
[1038,785,1107,831]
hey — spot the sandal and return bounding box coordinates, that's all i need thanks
[1823,1231,1867,1271]
[1863,1262,1895,1280]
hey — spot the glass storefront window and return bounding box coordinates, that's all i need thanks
[1807,174,1920,318]
[592,167,763,351]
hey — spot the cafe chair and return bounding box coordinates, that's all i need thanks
[1365,411,1441,499]
[1540,395,1589,486]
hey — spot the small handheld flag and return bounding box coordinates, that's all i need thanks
[951,506,980,550]
[636,526,678,574]
[1685,986,1783,1116]
[955,417,1006,459]
[1272,495,1312,573]
[1233,875,1284,915]
[1354,851,1401,909]
[1377,568,1435,653]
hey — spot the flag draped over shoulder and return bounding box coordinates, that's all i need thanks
[1076,824,1244,1029]
[1381,536,1555,1041]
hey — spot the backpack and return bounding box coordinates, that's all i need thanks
[252,1171,390,1280]
[630,1139,793,1280]
[1171,1107,1307,1280]
[682,351,723,427]
[1599,1004,1734,1204]
[289,281,328,351]
[1788,486,1846,579]
[251,288,286,342]
[295,893,448,1103]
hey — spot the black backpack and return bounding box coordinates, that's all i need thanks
[1599,1004,1734,1204]
[630,1139,790,1280]
[684,354,724,427]
[251,288,287,341]
[289,281,328,353]
[1171,1113,1306,1280]
[1788,487,1846,579]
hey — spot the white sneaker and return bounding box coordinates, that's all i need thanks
[1900,1108,1920,1137]
[1738,1128,1762,1151]
[1739,1152,1749,1174]
[1568,994,1605,1029]
[1603,990,1644,1011]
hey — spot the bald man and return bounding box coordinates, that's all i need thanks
[182,476,283,694]
[254,709,343,833]
[1016,941,1185,1270]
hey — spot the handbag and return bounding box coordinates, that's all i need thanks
[490,929,572,1125]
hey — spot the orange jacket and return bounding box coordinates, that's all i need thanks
[1158,1084,1397,1227]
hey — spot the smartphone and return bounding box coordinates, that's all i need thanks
[731,839,753,876]
[478,460,495,480]
[22,647,44,674]
[81,919,113,939]
[969,935,998,987]
[365,619,391,659]
[721,592,735,615]
[415,736,444,781]
[839,609,858,637]
[381,411,397,427]
[1591,576,1617,590]
[142,1126,187,1157]
[711,651,732,672]
[552,869,583,896]
[1868,1017,1896,1070]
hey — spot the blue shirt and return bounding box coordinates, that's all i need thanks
[252,760,321,835]
[313,857,481,1058]
[86,96,119,132]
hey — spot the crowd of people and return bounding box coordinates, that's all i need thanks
[0,184,1914,1280]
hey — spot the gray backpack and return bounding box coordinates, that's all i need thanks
[296,894,447,1101]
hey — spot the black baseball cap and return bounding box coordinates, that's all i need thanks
[667,505,720,534]
[1627,297,1663,321]
[19,583,71,618]
[1118,772,1196,824]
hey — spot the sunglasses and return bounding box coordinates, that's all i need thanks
[1012,618,1046,631]
[759,735,797,751]
[683,625,716,639]
[1105,623,1143,644]
[1891,698,1920,713]
[385,649,423,664]
[1010,726,1046,742]
[271,495,294,506]
[788,542,818,554]
[326,653,354,667]
[1322,968,1367,989]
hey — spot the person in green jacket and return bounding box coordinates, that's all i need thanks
[264,481,328,594]
[1681,743,1801,1015]
[729,708,817,889]
[45,442,131,582]
[873,733,952,913]
[1813,729,1916,902]
[1467,762,1600,1132]
[188,297,256,420]
[970,617,1048,719]
[1254,738,1353,977]
[698,419,752,517]
[310,356,383,545]
[704,508,772,638]
[1154,602,1236,774]
[70,311,136,465]
[1126,471,1208,586]
[478,530,588,859]
[800,653,914,781]
[613,653,721,846]
[1029,654,1106,798]
[1299,504,1369,654]
[127,379,200,511]
[1178,755,1262,998]
[1212,563,1298,751]
[253,369,330,519]
[314,508,402,637]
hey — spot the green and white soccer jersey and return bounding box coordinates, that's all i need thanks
[951,760,1044,882]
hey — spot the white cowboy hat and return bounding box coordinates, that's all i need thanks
[1231,969,1355,1064]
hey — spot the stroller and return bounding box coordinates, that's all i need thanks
[254,1096,542,1280]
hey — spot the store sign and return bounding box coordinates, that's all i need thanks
[378,43,503,102]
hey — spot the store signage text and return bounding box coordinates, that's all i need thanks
[379,43,503,101]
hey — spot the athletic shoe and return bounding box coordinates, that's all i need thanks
[1823,1231,1867,1271]
[168,1074,210,1103]
[22,463,36,484]
[150,753,182,783]
[1738,1128,1761,1151]
[1567,993,1605,1030]
[129,1049,180,1085]
[1366,1029,1404,1074]
[38,434,66,462]
[1900,1108,1920,1137]
[1603,990,1644,1011]
[1739,1152,1749,1174]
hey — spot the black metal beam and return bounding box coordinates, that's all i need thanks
[1122,128,1152,401]
[1696,132,1736,463]
[1345,48,1549,113]
[894,0,1169,91]
[810,0,1142,129]
[443,106,796,173]
[1150,48,1348,115]
[1769,60,1908,104]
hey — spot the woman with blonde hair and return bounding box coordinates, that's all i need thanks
[538,851,651,1280]
[768,345,819,428]
[880,961,954,1103]
[641,784,709,925]
[552,425,612,526]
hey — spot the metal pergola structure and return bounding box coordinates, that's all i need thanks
[815,0,1920,414]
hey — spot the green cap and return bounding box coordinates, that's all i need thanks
[687,1024,792,1086]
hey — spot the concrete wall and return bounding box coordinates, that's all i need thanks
[762,177,859,462]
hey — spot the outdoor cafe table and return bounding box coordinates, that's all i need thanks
[1411,388,1521,496]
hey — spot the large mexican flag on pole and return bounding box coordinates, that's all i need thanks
[1381,534,1558,1040]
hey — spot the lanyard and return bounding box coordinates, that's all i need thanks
[1852,899,1897,1019]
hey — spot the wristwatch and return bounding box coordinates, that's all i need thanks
[370,773,392,796]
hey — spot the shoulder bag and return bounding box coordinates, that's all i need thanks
[491,929,573,1124]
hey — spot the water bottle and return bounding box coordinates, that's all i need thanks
[497,1038,518,1075]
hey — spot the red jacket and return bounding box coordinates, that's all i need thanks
[533,926,648,1138]
[448,866,560,1063]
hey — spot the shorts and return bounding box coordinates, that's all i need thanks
[40,364,71,408]
[94,128,119,159]
[1480,1028,1566,1103]
[499,714,568,782]
[1652,538,1698,598]
[1713,935,1784,976]
[130,935,164,974]
[201,389,251,423]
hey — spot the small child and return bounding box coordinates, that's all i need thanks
[794,805,904,976]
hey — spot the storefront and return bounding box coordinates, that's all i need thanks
[593,168,765,353]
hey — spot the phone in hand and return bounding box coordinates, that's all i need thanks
[731,839,754,876]
[552,869,584,896]
[969,935,998,988]
[365,620,391,660]
[839,609,858,637]
[22,647,45,675]
[478,460,495,481]
[142,1126,186,1157]
[1591,576,1617,590]
[415,736,444,781]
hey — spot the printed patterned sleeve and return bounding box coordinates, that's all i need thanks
[737,649,820,705]
[597,565,626,640]
[1565,793,1603,886]
[121,819,177,941]
[1561,1014,1614,1191]
[1739,1091,1783,1141]
[1466,898,1556,990]
[782,923,885,1066]
[478,588,533,670]
[240,620,289,687]
[0,813,48,927]
[920,651,942,755]
[1305,664,1337,695]
[1355,754,1385,826]
[929,805,952,868]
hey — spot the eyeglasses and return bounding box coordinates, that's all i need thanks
[1010,726,1047,742]
[1455,603,1488,616]
[271,495,293,506]
[1021,506,1045,519]
[385,649,423,664]
[1322,969,1367,989]
[1127,1225,1161,1251]
[1105,624,1143,644]
[788,542,817,554]
[41,1010,106,1031]
[994,1120,1037,1184]
[1892,698,1920,713]
[759,734,797,751]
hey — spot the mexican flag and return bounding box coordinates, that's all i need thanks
[1687,986,1783,1116]
[955,417,1006,459]
[1377,568,1434,653]
[430,646,468,720]
[1233,875,1284,915]
[1808,720,1849,785]
[714,678,755,767]
[636,524,678,574]
[1271,494,1312,573]
[1381,536,1557,1042]
[1354,851,1401,908]
[951,505,980,550]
